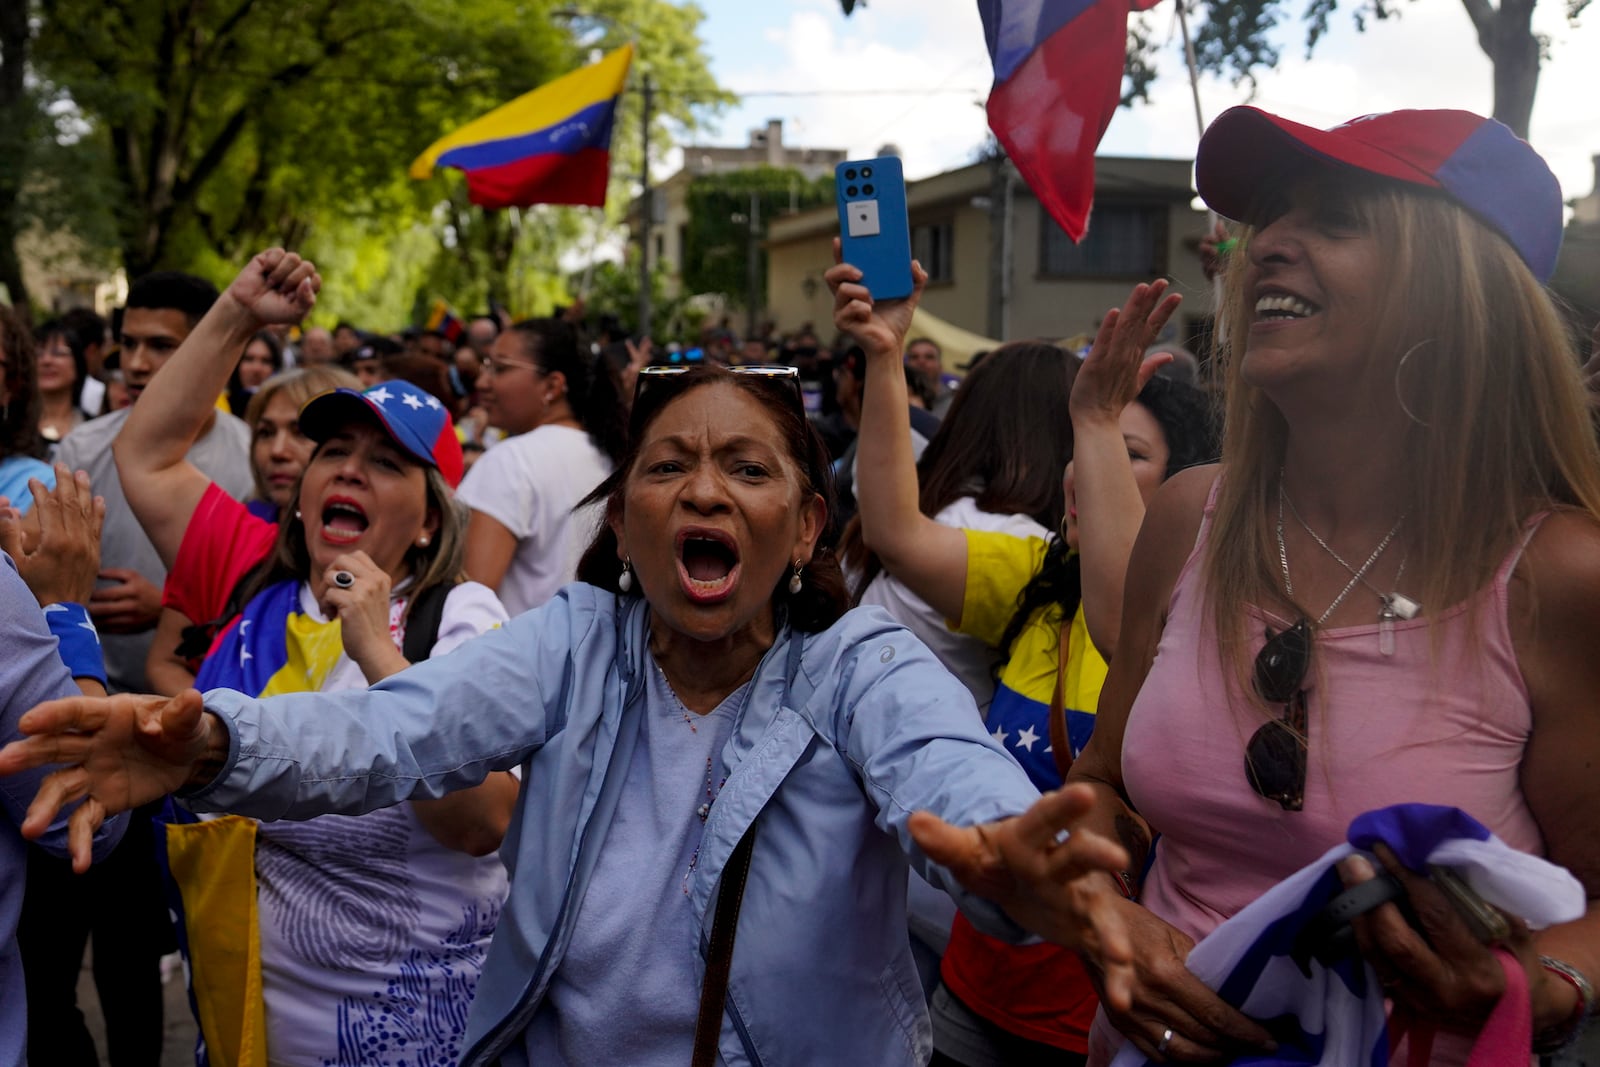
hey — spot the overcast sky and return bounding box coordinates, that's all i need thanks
[688,0,1600,208]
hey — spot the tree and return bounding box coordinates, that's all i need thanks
[838,0,1584,139]
[1130,0,1588,138]
[22,0,728,325]
[681,167,834,311]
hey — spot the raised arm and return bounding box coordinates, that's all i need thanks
[1071,280,1182,658]
[826,242,970,624]
[113,250,320,570]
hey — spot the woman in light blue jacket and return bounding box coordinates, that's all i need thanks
[3,359,1135,1066]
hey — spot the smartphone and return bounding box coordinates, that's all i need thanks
[836,157,913,301]
[1428,865,1512,944]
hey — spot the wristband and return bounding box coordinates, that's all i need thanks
[1533,955,1594,1055]
[43,602,108,686]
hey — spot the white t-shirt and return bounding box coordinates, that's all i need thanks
[256,580,512,1067]
[455,425,613,617]
[857,496,1047,715]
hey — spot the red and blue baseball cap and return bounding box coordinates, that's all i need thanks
[1196,107,1564,282]
[299,380,464,488]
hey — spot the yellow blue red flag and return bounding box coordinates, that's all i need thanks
[410,44,634,209]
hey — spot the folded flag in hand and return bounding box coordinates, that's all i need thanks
[1110,804,1585,1067]
[979,0,1160,242]
[410,44,634,209]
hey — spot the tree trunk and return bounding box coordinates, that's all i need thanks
[1484,0,1540,138]
[0,0,33,313]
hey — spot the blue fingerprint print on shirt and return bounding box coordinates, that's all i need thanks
[327,901,502,1066]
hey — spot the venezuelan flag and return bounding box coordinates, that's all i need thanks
[424,299,465,343]
[411,44,634,209]
[980,0,1160,242]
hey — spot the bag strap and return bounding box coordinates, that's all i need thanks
[401,581,451,664]
[692,822,758,1067]
[1048,617,1073,780]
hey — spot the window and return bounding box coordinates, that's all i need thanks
[912,220,954,284]
[1039,202,1167,278]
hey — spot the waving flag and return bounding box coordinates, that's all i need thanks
[980,0,1158,242]
[410,44,634,209]
[424,299,466,343]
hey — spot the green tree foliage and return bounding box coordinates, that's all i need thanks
[681,167,834,308]
[1126,0,1589,138]
[839,0,1583,139]
[18,0,727,327]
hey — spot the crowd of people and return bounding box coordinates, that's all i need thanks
[0,103,1597,1067]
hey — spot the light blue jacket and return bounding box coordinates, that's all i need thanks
[191,585,1042,1066]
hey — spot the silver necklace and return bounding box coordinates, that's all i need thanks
[1275,479,1406,647]
[1281,488,1422,657]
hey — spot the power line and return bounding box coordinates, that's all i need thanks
[650,86,989,99]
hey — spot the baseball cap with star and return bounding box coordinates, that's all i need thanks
[299,380,464,488]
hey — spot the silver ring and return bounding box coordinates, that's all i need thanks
[1157,1028,1174,1055]
[333,570,355,589]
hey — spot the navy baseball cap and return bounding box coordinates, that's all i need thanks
[300,380,464,488]
[1196,107,1564,282]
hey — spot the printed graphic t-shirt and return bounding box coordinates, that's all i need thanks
[166,482,510,1067]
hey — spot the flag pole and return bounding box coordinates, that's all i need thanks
[1173,0,1227,328]
[1174,0,1207,141]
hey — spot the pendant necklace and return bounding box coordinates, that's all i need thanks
[1276,477,1412,653]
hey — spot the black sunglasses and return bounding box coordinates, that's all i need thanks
[634,363,804,418]
[1245,618,1312,811]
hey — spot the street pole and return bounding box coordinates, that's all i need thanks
[746,190,761,340]
[638,74,654,338]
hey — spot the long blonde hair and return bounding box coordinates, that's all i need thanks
[1204,185,1600,681]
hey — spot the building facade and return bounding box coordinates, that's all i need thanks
[767,154,1213,355]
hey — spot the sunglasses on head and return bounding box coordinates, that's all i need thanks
[1245,618,1312,811]
[634,363,805,419]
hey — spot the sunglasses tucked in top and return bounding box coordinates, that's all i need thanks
[1245,618,1312,812]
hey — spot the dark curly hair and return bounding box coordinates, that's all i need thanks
[575,366,849,632]
[0,305,45,461]
[995,375,1218,663]
[839,340,1079,596]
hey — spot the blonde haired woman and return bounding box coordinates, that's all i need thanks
[1064,108,1600,1063]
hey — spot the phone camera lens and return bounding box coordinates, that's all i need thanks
[844,168,857,181]
[861,166,873,178]
[862,183,874,196]
[846,185,858,197]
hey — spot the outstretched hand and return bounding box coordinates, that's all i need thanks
[1070,279,1183,425]
[223,248,322,327]
[825,237,928,360]
[0,689,217,871]
[910,784,1136,1012]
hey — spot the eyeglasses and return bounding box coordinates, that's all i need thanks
[634,363,804,419]
[1245,618,1312,811]
[485,359,547,377]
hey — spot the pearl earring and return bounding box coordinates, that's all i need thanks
[294,509,302,520]
[618,557,634,593]
[417,534,430,547]
[788,560,804,595]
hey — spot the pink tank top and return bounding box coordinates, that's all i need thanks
[1122,488,1545,947]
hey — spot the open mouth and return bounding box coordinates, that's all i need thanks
[1254,292,1321,322]
[676,529,742,604]
[319,497,369,545]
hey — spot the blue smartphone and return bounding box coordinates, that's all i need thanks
[836,156,913,301]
